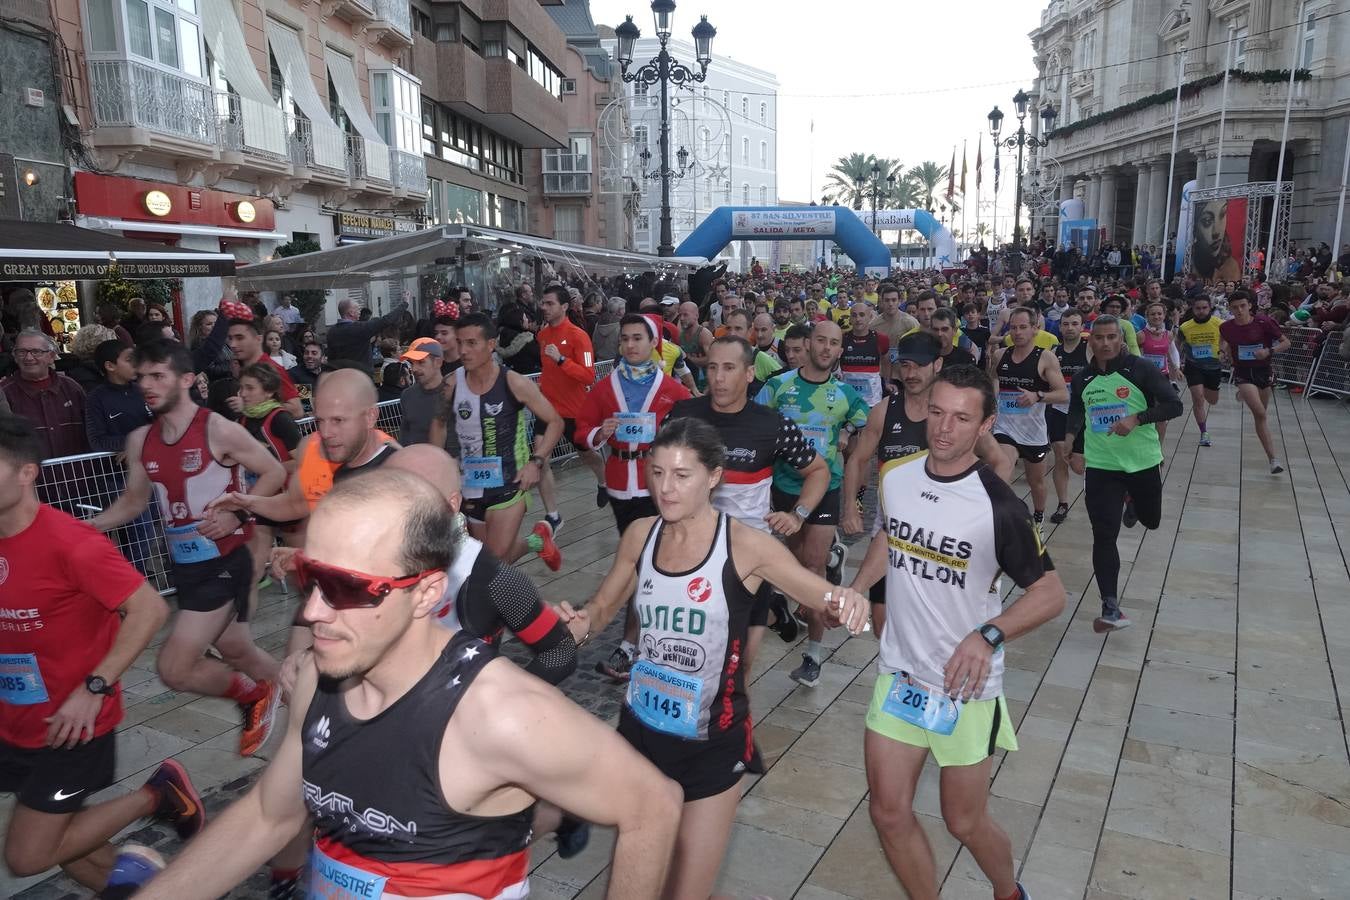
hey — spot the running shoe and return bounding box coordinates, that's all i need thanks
[1049,503,1070,524]
[1093,609,1133,633]
[1198,434,1212,448]
[555,815,592,859]
[596,484,610,508]
[544,511,564,536]
[1014,884,1032,900]
[746,741,766,774]
[257,574,273,592]
[532,520,563,571]
[144,759,205,840]
[1122,496,1138,529]
[595,646,634,681]
[768,591,805,643]
[789,654,822,687]
[268,869,301,900]
[239,680,281,757]
[99,844,165,899]
[1269,458,1285,474]
[825,536,847,586]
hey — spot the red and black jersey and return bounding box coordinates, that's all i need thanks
[302,630,533,899]
[141,406,250,558]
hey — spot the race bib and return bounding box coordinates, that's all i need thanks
[799,424,831,456]
[1089,401,1128,433]
[842,371,877,398]
[614,411,657,443]
[0,654,49,705]
[462,455,504,489]
[165,523,222,565]
[309,844,387,900]
[1144,354,1167,370]
[1191,344,1214,360]
[998,390,1029,415]
[627,659,701,738]
[1237,344,1263,362]
[881,672,960,736]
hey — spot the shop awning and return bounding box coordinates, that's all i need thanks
[0,220,238,280]
[234,224,710,291]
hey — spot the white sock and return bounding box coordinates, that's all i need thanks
[807,640,824,663]
[620,640,636,659]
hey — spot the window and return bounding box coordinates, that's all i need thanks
[741,136,749,163]
[759,140,767,168]
[742,183,749,205]
[1078,30,1095,69]
[543,135,592,193]
[741,96,748,119]
[760,101,767,124]
[483,39,503,57]
[722,90,728,108]
[371,68,422,154]
[411,7,433,40]
[88,0,204,77]
[1233,27,1248,70]
[554,204,584,244]
[699,126,711,156]
[526,47,563,98]
[426,176,443,225]
[1300,3,1316,68]
[759,185,767,205]
[634,81,648,99]
[561,78,576,94]
[635,125,649,156]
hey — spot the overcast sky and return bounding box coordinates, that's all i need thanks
[587,0,1049,241]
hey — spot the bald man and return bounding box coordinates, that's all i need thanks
[677,300,714,390]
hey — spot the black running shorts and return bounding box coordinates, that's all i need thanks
[618,708,750,802]
[0,732,116,814]
[173,544,253,623]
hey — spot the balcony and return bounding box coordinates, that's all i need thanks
[288,116,349,185]
[390,148,428,198]
[88,59,215,151]
[543,151,592,195]
[347,133,393,190]
[214,92,290,175]
[370,0,412,50]
[320,0,375,26]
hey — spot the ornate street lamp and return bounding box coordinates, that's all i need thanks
[614,1,716,256]
[988,92,1056,250]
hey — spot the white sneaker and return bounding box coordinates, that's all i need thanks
[1269,458,1285,474]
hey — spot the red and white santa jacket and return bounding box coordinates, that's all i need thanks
[574,368,690,499]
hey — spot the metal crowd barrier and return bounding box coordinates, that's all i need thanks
[1271,325,1324,389]
[1305,341,1350,399]
[39,360,617,596]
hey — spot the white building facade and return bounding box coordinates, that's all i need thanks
[606,35,779,271]
[1030,0,1347,256]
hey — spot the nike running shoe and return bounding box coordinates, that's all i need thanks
[596,483,610,508]
[1122,496,1138,529]
[825,537,847,586]
[100,844,165,899]
[555,815,592,860]
[1198,434,1212,448]
[239,680,281,757]
[767,591,805,643]
[544,511,564,536]
[1093,609,1133,633]
[144,759,205,840]
[1049,503,1070,524]
[789,654,822,687]
[596,646,634,681]
[1269,458,1285,474]
[532,520,563,571]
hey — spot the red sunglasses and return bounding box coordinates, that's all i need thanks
[294,554,439,610]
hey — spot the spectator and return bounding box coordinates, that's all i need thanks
[3,289,54,343]
[378,360,408,403]
[324,297,408,372]
[225,316,303,417]
[496,303,541,375]
[206,375,242,421]
[84,340,151,453]
[96,302,134,346]
[288,339,326,407]
[397,338,445,446]
[590,297,625,363]
[273,293,305,337]
[145,302,170,328]
[58,323,119,393]
[1,329,87,460]
[239,361,301,479]
[265,328,297,369]
[119,296,147,335]
[186,306,233,383]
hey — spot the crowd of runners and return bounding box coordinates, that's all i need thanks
[0,255,1314,899]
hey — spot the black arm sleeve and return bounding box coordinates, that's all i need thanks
[774,414,819,471]
[980,467,1053,588]
[1127,357,1184,426]
[465,559,577,685]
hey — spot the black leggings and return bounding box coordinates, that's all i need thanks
[1085,465,1163,602]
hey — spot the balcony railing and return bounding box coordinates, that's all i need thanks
[88,59,215,145]
[347,133,392,185]
[390,148,427,195]
[372,0,411,41]
[288,115,349,176]
[214,92,289,162]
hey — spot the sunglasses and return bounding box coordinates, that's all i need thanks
[294,553,439,610]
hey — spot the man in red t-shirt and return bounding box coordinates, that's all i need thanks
[1219,290,1291,474]
[225,317,303,418]
[0,415,204,890]
[536,285,606,520]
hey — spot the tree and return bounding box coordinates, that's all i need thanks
[909,161,949,212]
[975,222,991,244]
[825,153,874,209]
[272,239,328,325]
[825,154,926,211]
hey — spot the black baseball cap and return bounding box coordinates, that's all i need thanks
[893,331,942,364]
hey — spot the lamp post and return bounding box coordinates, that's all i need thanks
[988,90,1056,251]
[614,1,716,257]
[868,162,882,235]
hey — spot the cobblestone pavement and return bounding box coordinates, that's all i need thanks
[9,386,1350,899]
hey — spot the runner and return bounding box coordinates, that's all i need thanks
[839,301,893,408]
[1066,315,1182,632]
[1177,295,1224,448]
[990,307,1069,525]
[90,340,285,757]
[564,417,869,900]
[757,320,870,687]
[1048,309,1091,523]
[931,308,978,367]
[430,313,565,569]
[876,281,919,357]
[0,414,203,892]
[576,314,691,678]
[1219,290,1290,474]
[721,308,782,390]
[130,469,684,900]
[536,284,605,517]
[1137,301,1183,445]
[677,300,713,392]
[848,364,1065,900]
[779,324,811,371]
[753,312,784,366]
[1098,294,1143,355]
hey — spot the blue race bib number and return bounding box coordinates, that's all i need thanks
[462,455,504,489]
[881,672,960,735]
[165,523,221,565]
[1089,402,1128,433]
[614,411,657,443]
[842,371,877,396]
[309,844,387,899]
[1237,344,1263,362]
[1144,354,1167,369]
[0,654,49,705]
[998,390,1029,415]
[1191,344,1214,360]
[627,659,701,738]
[799,424,831,456]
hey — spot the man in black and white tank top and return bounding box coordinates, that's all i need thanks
[130,469,684,900]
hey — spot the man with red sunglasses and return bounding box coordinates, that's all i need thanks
[132,469,682,900]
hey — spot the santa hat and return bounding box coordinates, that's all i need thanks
[642,313,664,351]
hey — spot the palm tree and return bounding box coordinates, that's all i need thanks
[909,161,949,212]
[975,222,991,244]
[825,153,875,209]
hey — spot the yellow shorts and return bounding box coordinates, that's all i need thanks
[865,671,1019,768]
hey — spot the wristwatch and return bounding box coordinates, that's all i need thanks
[85,675,115,696]
[977,623,1005,650]
[528,454,547,468]
[793,504,812,522]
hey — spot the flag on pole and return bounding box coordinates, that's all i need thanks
[976,137,983,190]
[946,147,956,200]
[960,141,968,196]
